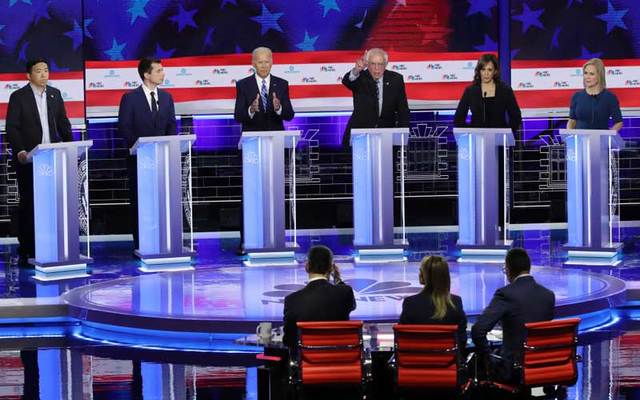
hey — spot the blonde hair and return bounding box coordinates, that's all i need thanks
[583,58,607,90]
[420,255,456,320]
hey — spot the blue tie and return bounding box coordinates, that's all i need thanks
[261,79,268,112]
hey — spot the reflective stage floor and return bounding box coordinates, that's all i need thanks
[1,228,640,399]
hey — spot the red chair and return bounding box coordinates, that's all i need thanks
[294,320,366,392]
[392,324,468,394]
[488,318,581,397]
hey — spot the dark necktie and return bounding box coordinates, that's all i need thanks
[375,80,381,116]
[150,91,158,114]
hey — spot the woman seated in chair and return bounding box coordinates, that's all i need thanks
[399,255,467,350]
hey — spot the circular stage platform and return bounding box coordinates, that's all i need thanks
[63,261,627,349]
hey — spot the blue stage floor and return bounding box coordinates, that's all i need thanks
[1,228,640,399]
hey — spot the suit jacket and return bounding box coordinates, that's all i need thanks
[399,290,467,350]
[453,80,522,134]
[471,275,555,363]
[233,74,294,132]
[6,84,72,159]
[341,69,410,146]
[117,86,177,148]
[283,279,356,349]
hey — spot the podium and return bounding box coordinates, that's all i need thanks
[27,140,93,280]
[130,135,196,270]
[239,130,301,265]
[453,128,514,262]
[560,129,623,266]
[350,127,410,261]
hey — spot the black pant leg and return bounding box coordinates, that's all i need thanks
[15,162,34,258]
[127,156,139,250]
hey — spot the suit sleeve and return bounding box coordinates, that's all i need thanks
[278,80,294,121]
[282,295,296,349]
[233,81,250,124]
[455,296,468,351]
[342,70,359,91]
[396,74,410,127]
[56,91,72,142]
[399,297,410,324]
[454,86,471,127]
[505,85,522,134]
[117,93,135,148]
[166,94,177,135]
[471,289,508,354]
[5,91,25,154]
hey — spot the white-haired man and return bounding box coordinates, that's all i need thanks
[233,47,294,254]
[342,48,410,146]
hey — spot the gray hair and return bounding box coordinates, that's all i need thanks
[252,47,273,61]
[365,48,388,64]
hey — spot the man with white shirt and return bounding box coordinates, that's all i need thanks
[282,245,356,350]
[341,48,410,147]
[471,248,555,383]
[233,47,294,254]
[118,57,177,251]
[6,59,72,266]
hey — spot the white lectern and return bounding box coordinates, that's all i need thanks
[28,140,93,280]
[560,129,623,266]
[239,130,301,266]
[350,127,410,262]
[130,135,196,270]
[453,128,514,262]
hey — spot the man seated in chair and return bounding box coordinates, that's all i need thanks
[471,248,555,383]
[283,245,356,351]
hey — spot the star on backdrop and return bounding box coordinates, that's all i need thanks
[296,31,318,51]
[466,0,496,17]
[104,38,126,61]
[319,0,340,18]
[170,5,198,32]
[513,3,545,34]
[250,4,283,35]
[127,0,149,25]
[596,1,628,34]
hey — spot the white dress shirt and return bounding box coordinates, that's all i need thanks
[141,83,159,112]
[30,84,50,144]
[248,74,282,118]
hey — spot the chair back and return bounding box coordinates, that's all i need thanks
[522,318,580,387]
[392,324,460,389]
[296,320,364,386]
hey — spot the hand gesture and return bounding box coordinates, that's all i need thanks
[272,92,281,112]
[250,93,260,114]
[17,151,28,164]
[354,55,367,73]
[331,263,343,283]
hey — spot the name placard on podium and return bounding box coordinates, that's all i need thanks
[27,140,93,280]
[453,127,514,262]
[350,127,409,262]
[130,134,196,270]
[239,130,301,266]
[560,129,624,266]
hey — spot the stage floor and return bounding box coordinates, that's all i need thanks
[62,260,626,336]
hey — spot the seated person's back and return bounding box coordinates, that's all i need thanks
[400,255,467,348]
[283,245,356,349]
[471,248,555,381]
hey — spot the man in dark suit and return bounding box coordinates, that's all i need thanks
[233,47,294,254]
[118,57,177,251]
[342,48,410,146]
[471,248,555,382]
[5,58,73,266]
[282,245,356,350]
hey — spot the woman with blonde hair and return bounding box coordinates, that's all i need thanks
[567,58,623,131]
[399,255,467,348]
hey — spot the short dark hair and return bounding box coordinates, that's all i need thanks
[26,59,48,74]
[138,57,161,81]
[473,53,500,83]
[306,245,333,274]
[505,248,531,276]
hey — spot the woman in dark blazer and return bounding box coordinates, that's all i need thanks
[454,53,522,135]
[399,255,467,349]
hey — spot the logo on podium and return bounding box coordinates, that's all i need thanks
[243,151,259,165]
[37,163,54,177]
[139,155,156,170]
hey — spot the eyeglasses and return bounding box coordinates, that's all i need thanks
[368,62,386,68]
